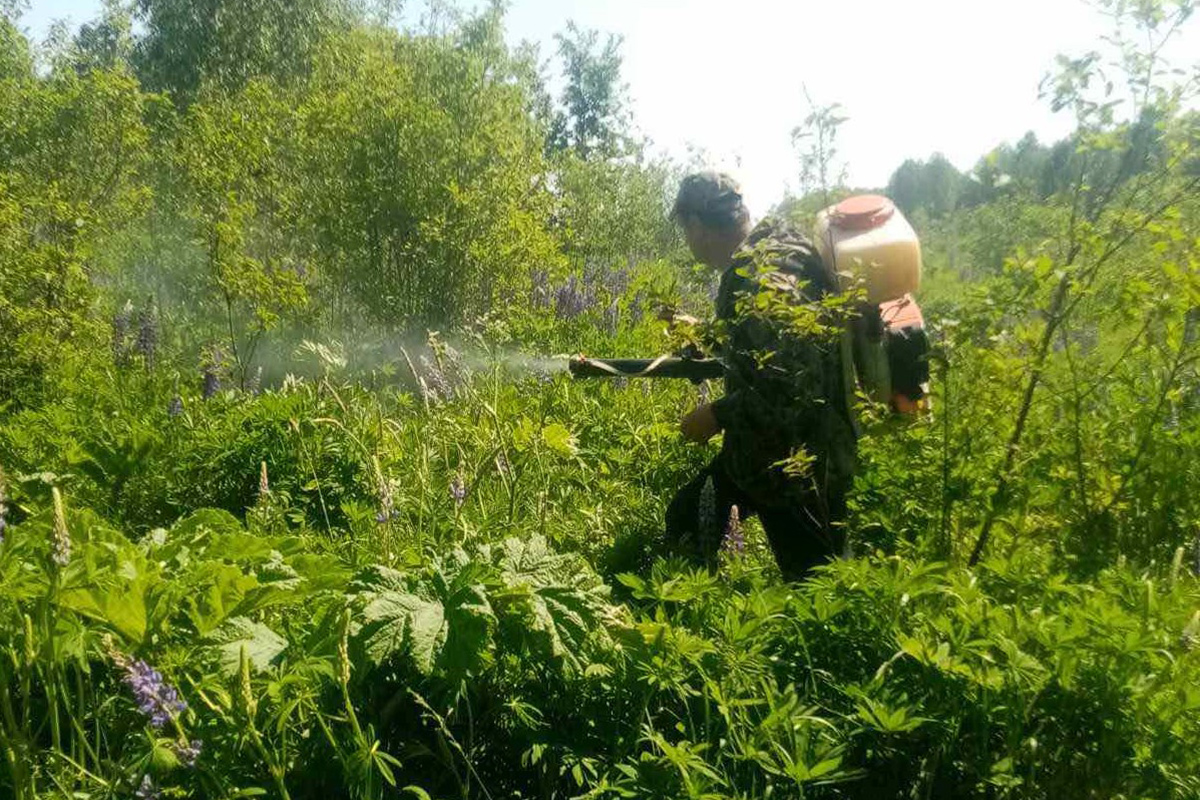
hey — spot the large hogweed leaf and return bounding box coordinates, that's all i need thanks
[350,561,494,678]
[360,589,447,675]
[206,616,289,676]
[424,549,496,678]
[181,562,260,635]
[487,534,615,675]
[54,512,165,644]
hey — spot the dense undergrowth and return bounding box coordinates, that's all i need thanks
[3,0,1200,797]
[1,352,1198,799]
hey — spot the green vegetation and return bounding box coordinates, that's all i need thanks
[1,1,1198,798]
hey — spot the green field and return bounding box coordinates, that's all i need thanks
[1,1,1199,798]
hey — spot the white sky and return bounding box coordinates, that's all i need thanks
[17,0,1200,216]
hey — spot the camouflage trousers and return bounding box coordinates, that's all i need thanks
[665,457,848,582]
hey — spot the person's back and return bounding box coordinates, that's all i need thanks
[666,172,858,580]
[714,217,858,520]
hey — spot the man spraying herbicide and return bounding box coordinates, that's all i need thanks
[664,171,860,580]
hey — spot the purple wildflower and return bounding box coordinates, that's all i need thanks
[135,303,158,369]
[246,366,262,395]
[202,348,225,400]
[555,276,590,320]
[698,476,717,549]
[628,293,644,326]
[167,395,184,417]
[442,345,466,384]
[420,356,453,401]
[450,474,467,508]
[202,368,220,400]
[721,505,746,559]
[604,268,630,298]
[603,299,620,336]
[135,775,160,800]
[583,259,604,289]
[172,739,202,768]
[120,657,187,729]
[530,268,551,308]
[112,301,133,365]
[375,469,397,525]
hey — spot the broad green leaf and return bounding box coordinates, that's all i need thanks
[184,563,260,635]
[541,422,577,457]
[207,617,289,676]
[359,591,446,675]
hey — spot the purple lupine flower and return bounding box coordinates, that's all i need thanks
[554,278,576,319]
[112,301,133,365]
[172,739,202,768]
[135,304,158,369]
[135,775,161,800]
[530,268,551,308]
[120,658,187,729]
[442,345,466,385]
[628,293,644,326]
[202,367,220,400]
[375,472,396,525]
[167,395,184,417]
[420,356,453,401]
[202,348,225,400]
[555,276,589,320]
[583,259,604,289]
[603,299,620,336]
[721,505,746,559]
[604,268,630,298]
[245,366,263,395]
[449,474,467,508]
[698,476,717,548]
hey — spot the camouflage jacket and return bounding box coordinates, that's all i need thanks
[709,218,858,507]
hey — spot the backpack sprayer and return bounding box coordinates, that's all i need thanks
[569,195,930,412]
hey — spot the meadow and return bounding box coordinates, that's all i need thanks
[1,1,1198,797]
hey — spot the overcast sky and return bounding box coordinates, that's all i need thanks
[16,0,1199,216]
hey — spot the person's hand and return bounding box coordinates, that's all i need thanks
[680,403,721,444]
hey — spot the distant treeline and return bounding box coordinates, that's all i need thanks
[885,109,1200,220]
[0,1,681,403]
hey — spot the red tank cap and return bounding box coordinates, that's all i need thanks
[831,194,895,231]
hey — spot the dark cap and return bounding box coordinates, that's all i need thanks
[671,170,747,229]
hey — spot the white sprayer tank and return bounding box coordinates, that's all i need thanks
[815,195,921,304]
